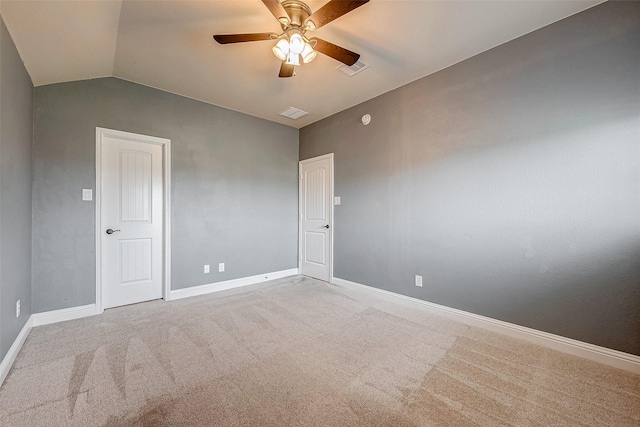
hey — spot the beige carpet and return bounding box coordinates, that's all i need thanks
[1,275,638,426]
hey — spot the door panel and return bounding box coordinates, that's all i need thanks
[300,155,332,281]
[305,168,326,221]
[102,135,163,309]
[119,238,152,283]
[304,231,326,265]
[120,151,152,222]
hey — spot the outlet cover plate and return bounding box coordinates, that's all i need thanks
[219,263,225,272]
[415,275,423,287]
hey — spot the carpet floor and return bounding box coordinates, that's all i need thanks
[1,275,638,426]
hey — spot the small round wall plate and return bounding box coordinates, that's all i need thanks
[361,114,371,125]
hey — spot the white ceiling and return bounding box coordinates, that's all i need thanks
[1,0,603,129]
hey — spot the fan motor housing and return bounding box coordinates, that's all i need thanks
[281,0,312,29]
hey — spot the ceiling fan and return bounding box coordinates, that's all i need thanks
[213,0,370,78]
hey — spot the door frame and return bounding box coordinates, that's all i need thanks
[298,153,334,283]
[95,127,172,313]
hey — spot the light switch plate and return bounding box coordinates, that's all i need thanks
[82,189,93,201]
[334,196,341,205]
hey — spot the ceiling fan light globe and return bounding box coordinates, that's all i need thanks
[289,33,305,55]
[272,39,290,61]
[301,43,317,63]
[285,52,300,66]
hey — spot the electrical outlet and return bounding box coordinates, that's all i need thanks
[16,300,20,318]
[204,264,210,274]
[415,275,423,287]
[219,263,225,272]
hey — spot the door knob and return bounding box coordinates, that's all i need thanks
[106,228,121,235]
[323,224,330,229]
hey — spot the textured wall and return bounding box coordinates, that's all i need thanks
[33,77,299,313]
[0,17,33,360]
[300,2,640,355]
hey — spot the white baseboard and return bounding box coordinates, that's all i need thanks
[31,304,99,327]
[0,316,33,386]
[331,277,640,374]
[169,268,299,301]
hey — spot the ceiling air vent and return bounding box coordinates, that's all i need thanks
[279,106,309,120]
[335,60,370,77]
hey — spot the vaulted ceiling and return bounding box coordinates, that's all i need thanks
[1,0,602,128]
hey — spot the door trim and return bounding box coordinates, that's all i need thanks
[95,127,172,313]
[298,153,334,283]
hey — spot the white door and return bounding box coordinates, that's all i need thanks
[101,133,164,309]
[300,154,333,282]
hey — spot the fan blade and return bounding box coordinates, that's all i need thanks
[213,33,275,44]
[310,38,360,66]
[279,61,295,78]
[305,0,369,30]
[262,0,290,25]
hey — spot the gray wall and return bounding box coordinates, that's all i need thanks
[300,1,640,355]
[33,77,298,313]
[0,17,33,360]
